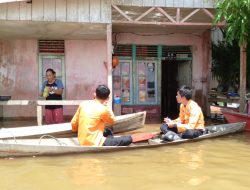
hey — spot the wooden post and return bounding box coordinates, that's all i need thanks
[107,23,113,108]
[37,105,43,126]
[0,105,3,121]
[202,30,212,117]
[239,39,247,112]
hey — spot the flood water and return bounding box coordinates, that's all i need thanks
[0,119,250,190]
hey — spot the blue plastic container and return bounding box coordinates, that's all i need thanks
[114,97,121,104]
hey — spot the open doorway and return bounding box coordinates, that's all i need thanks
[161,60,179,120]
[161,59,192,120]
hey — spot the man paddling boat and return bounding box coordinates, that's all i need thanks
[71,85,132,146]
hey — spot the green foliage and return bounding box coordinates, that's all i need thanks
[212,36,250,91]
[212,0,250,93]
[213,0,250,45]
[212,39,240,91]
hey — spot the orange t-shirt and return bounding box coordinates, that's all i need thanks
[173,100,205,133]
[71,100,115,146]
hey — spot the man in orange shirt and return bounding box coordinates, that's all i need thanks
[71,85,132,146]
[160,85,205,141]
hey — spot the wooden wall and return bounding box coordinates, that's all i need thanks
[0,0,111,23]
[112,0,215,8]
[0,0,216,23]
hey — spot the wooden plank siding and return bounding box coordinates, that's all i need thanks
[19,1,31,20]
[0,3,7,20]
[44,0,56,22]
[0,0,216,22]
[112,0,216,8]
[55,0,67,22]
[0,0,111,23]
[66,0,78,22]
[78,0,89,22]
[32,0,44,21]
[90,0,101,22]
[143,0,155,7]
[101,0,111,23]
[7,2,20,20]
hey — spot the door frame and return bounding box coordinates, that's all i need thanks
[38,54,65,98]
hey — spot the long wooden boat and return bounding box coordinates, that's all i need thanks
[0,111,146,139]
[0,122,245,158]
[222,109,250,131]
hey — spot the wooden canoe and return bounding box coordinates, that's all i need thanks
[0,122,245,158]
[222,109,250,131]
[0,111,146,139]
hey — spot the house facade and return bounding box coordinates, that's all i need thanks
[0,0,220,121]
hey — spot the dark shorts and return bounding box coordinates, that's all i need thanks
[160,123,204,139]
[103,136,132,146]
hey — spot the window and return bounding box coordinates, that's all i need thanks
[137,60,157,104]
[112,45,159,105]
[113,60,132,104]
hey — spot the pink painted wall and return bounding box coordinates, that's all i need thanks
[0,39,38,118]
[115,31,211,112]
[0,34,211,117]
[64,40,108,115]
[0,39,108,118]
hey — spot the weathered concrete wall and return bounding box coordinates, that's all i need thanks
[0,39,108,118]
[64,39,108,114]
[0,39,38,117]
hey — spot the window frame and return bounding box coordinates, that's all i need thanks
[112,59,133,105]
[136,59,158,105]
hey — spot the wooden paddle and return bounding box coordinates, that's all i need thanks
[131,132,158,143]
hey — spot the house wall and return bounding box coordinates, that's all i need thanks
[0,39,38,117]
[64,39,108,114]
[114,31,211,111]
[0,39,108,118]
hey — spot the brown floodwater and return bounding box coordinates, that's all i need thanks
[0,119,250,190]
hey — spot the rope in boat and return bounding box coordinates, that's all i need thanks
[39,135,67,146]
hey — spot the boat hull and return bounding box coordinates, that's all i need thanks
[0,122,245,158]
[0,111,146,139]
[222,110,250,131]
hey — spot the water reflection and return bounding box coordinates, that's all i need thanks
[176,146,210,186]
[178,147,204,170]
[64,158,106,186]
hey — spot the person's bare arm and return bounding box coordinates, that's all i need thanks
[48,87,63,95]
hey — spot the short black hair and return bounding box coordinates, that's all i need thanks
[46,68,56,75]
[178,85,192,100]
[96,85,110,100]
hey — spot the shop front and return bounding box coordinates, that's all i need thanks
[111,2,221,121]
[112,45,192,122]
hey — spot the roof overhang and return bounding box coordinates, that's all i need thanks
[0,21,107,40]
[112,5,224,35]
